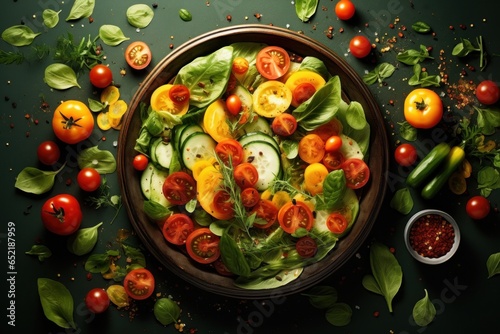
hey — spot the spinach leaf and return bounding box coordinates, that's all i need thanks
[1,25,41,46]
[412,289,436,326]
[66,0,95,21]
[127,4,155,28]
[364,242,403,313]
[474,106,500,135]
[345,101,367,130]
[318,170,347,210]
[361,274,382,295]
[397,45,433,65]
[390,188,413,214]
[299,56,331,81]
[325,302,352,326]
[37,278,75,329]
[25,244,52,261]
[44,63,81,90]
[220,230,251,276]
[295,0,319,22]
[487,252,500,278]
[398,121,418,141]
[179,8,193,21]
[14,164,65,195]
[363,62,395,85]
[99,25,130,46]
[174,46,234,108]
[85,250,119,273]
[144,200,171,221]
[281,139,299,159]
[336,100,371,156]
[412,21,432,33]
[477,166,500,197]
[452,36,486,70]
[302,285,338,309]
[43,9,61,29]
[77,146,117,174]
[292,76,341,131]
[154,297,181,325]
[408,64,441,87]
[67,222,103,256]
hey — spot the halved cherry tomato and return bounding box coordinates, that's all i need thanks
[285,70,326,107]
[311,118,343,142]
[213,259,234,276]
[125,41,152,70]
[197,166,229,220]
[404,88,443,129]
[162,171,196,205]
[252,81,293,118]
[256,46,291,80]
[292,83,316,106]
[215,139,244,166]
[232,57,249,75]
[185,228,220,264]
[169,84,190,104]
[278,200,314,234]
[295,236,317,258]
[150,84,189,115]
[52,100,94,144]
[326,212,348,234]
[271,113,297,137]
[162,213,195,245]
[322,151,345,171]
[252,199,279,229]
[341,158,370,189]
[123,268,155,300]
[203,100,233,142]
[325,135,343,152]
[233,162,259,189]
[226,94,242,116]
[213,190,235,219]
[298,134,326,164]
[241,187,260,208]
[349,35,372,58]
[133,154,149,171]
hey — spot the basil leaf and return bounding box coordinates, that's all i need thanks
[43,9,62,29]
[325,302,352,326]
[77,146,117,174]
[299,56,331,81]
[396,45,433,65]
[377,62,396,79]
[302,285,338,309]
[295,0,319,22]
[363,70,379,85]
[361,274,382,295]
[1,25,41,46]
[319,170,347,211]
[85,250,119,273]
[474,106,500,135]
[487,252,500,278]
[99,25,130,46]
[122,244,146,268]
[346,101,367,130]
[412,289,436,326]
[25,244,52,261]
[154,297,181,326]
[178,8,192,22]
[399,121,417,141]
[37,278,76,329]
[67,222,103,256]
[88,98,105,112]
[66,0,95,21]
[412,21,431,33]
[144,200,171,221]
[219,230,251,276]
[281,139,299,159]
[390,188,413,214]
[44,63,81,90]
[14,164,64,195]
[127,4,155,28]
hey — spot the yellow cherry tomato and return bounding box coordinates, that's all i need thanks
[404,88,443,129]
[303,162,329,196]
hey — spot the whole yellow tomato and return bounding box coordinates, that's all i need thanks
[404,88,443,129]
[52,100,94,144]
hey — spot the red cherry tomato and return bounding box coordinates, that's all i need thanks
[324,135,343,152]
[37,140,61,165]
[169,84,190,104]
[162,213,194,245]
[475,80,500,105]
[162,171,196,205]
[212,190,235,220]
[185,228,220,264]
[292,83,316,106]
[226,94,242,116]
[233,162,259,189]
[335,0,356,20]
[133,154,149,171]
[41,194,82,235]
[240,187,260,208]
[271,113,298,137]
[215,139,244,166]
[89,64,113,88]
[322,151,345,171]
[394,143,418,167]
[252,199,279,229]
[295,236,318,258]
[123,268,155,300]
[278,200,314,234]
[77,167,101,192]
[466,196,491,220]
[326,212,348,234]
[341,158,370,189]
[85,288,110,314]
[256,46,291,80]
[349,36,372,58]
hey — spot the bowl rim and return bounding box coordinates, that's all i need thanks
[404,209,461,265]
[117,24,390,298]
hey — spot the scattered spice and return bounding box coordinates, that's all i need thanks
[409,214,455,258]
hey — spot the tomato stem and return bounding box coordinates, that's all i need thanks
[414,98,427,111]
[59,110,83,129]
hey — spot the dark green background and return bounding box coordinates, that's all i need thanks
[1,0,499,333]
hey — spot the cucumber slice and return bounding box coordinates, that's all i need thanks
[179,124,204,147]
[242,141,281,191]
[238,131,280,153]
[181,132,217,170]
[155,140,174,169]
[240,116,272,136]
[140,163,171,207]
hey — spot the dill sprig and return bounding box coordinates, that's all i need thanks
[0,44,50,65]
[53,33,104,73]
[85,178,122,224]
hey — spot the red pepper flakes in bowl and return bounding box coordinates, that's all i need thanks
[404,210,461,265]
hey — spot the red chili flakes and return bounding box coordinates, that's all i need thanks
[409,214,455,258]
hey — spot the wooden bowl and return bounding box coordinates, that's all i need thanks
[117,24,389,299]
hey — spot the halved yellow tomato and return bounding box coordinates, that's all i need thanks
[191,158,216,181]
[285,70,326,107]
[197,165,231,220]
[108,100,128,128]
[203,99,233,142]
[303,162,329,196]
[150,84,189,115]
[100,86,120,105]
[252,81,292,118]
[96,112,111,131]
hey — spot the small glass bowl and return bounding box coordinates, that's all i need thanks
[404,209,460,265]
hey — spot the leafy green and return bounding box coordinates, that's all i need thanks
[44,63,81,90]
[37,278,75,329]
[14,164,65,195]
[397,45,433,65]
[77,146,117,174]
[317,170,347,211]
[179,8,193,21]
[66,0,95,21]
[43,9,61,28]
[412,289,436,326]
[486,252,500,278]
[408,64,441,87]
[53,33,103,73]
[85,178,122,224]
[477,166,500,197]
[144,200,171,221]
[25,245,52,261]
[412,22,432,33]
[363,62,396,85]
[122,244,146,268]
[299,56,331,81]
[220,229,251,276]
[399,121,418,141]
[67,222,103,256]
[336,101,370,156]
[154,298,181,326]
[302,285,338,309]
[295,0,319,22]
[474,106,500,135]
[85,250,120,273]
[390,188,413,214]
[99,25,130,46]
[325,302,352,326]
[1,25,41,46]
[452,36,486,70]
[362,242,403,313]
[127,4,155,28]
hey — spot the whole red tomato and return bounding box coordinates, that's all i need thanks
[85,288,110,314]
[349,36,372,58]
[37,140,61,165]
[77,167,101,192]
[41,194,82,235]
[475,80,500,105]
[466,196,490,220]
[89,64,113,88]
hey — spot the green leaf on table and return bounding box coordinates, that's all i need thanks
[390,188,413,214]
[412,289,436,326]
[14,164,65,195]
[178,8,193,22]
[477,166,500,197]
[127,4,155,28]
[362,274,382,294]
[487,252,500,278]
[144,200,171,221]
[408,64,441,87]
[77,146,116,174]
[1,25,41,46]
[43,9,62,28]
[397,45,433,65]
[37,278,76,329]
[44,63,81,90]
[363,62,396,85]
[302,285,338,309]
[398,121,418,141]
[122,244,146,268]
[85,250,119,273]
[325,302,352,326]
[26,245,52,261]
[67,222,103,256]
[474,106,500,135]
[412,21,432,33]
[295,0,319,22]
[99,25,130,46]
[154,297,181,326]
[66,0,95,21]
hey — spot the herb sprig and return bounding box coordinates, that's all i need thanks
[452,36,487,71]
[85,178,122,224]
